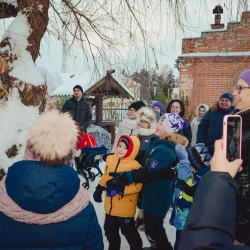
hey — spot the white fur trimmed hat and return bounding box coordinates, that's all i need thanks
[136,107,156,129]
[28,109,79,162]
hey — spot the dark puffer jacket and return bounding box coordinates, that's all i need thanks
[166,99,192,146]
[0,161,104,250]
[196,104,234,147]
[233,109,250,243]
[61,96,92,130]
[179,172,248,250]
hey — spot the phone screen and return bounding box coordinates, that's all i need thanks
[226,117,241,161]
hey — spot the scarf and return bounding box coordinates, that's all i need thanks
[0,176,89,225]
[139,127,156,136]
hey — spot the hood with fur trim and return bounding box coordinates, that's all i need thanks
[164,133,188,148]
[28,109,79,165]
[136,107,156,136]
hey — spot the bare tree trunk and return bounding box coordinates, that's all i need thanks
[0,1,50,168]
[0,0,49,111]
[18,0,49,62]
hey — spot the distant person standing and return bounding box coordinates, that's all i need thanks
[152,101,163,122]
[166,99,192,146]
[61,85,92,132]
[196,92,234,147]
[190,104,209,147]
[112,101,146,151]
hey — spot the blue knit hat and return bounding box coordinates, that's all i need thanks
[219,92,233,104]
[152,101,163,112]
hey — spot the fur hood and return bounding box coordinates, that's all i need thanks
[164,133,188,148]
[28,109,79,165]
[136,107,156,136]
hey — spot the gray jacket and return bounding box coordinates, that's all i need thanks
[61,96,92,130]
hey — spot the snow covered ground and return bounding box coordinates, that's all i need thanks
[78,159,176,249]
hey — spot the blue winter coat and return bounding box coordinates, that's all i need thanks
[196,105,234,147]
[0,161,104,250]
[126,137,177,218]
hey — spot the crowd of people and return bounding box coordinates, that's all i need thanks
[1,69,250,249]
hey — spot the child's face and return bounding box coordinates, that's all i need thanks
[116,141,128,158]
[198,107,205,117]
[140,119,150,129]
[155,120,167,139]
[153,106,161,113]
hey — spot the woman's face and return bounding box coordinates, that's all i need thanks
[233,79,250,111]
[170,102,182,115]
[128,108,137,120]
[198,107,205,117]
[155,120,167,138]
[140,119,150,129]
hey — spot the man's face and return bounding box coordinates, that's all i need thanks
[219,98,231,110]
[73,88,82,99]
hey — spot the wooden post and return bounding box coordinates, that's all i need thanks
[95,95,103,126]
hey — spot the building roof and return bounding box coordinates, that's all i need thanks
[179,51,250,58]
[51,72,134,99]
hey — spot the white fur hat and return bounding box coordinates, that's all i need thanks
[136,107,156,130]
[28,109,79,162]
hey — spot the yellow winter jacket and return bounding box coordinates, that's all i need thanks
[99,135,142,218]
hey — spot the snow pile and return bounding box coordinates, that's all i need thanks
[0,88,39,170]
[0,13,44,86]
[0,12,45,169]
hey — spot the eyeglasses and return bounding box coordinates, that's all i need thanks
[140,120,149,124]
[128,109,137,113]
[235,85,250,94]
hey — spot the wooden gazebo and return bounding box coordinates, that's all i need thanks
[85,70,133,126]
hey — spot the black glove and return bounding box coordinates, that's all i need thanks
[106,185,124,197]
[106,172,129,187]
[93,184,105,203]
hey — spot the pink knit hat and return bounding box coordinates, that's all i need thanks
[239,69,250,86]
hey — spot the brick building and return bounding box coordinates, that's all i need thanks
[178,11,250,118]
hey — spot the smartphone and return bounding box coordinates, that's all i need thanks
[223,115,242,161]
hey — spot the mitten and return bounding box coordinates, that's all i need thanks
[106,172,128,187]
[106,185,124,197]
[93,184,105,203]
[176,164,193,181]
[183,119,190,129]
[175,144,190,165]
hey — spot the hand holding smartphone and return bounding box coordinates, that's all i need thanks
[223,115,242,161]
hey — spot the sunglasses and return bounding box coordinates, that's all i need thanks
[235,85,250,94]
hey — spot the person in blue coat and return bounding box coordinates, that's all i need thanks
[106,113,189,250]
[0,110,103,250]
[196,92,234,147]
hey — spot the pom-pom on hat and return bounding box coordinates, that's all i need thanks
[160,113,184,134]
[73,85,83,94]
[219,92,233,104]
[152,101,163,112]
[239,69,250,86]
[128,101,146,111]
[28,109,79,164]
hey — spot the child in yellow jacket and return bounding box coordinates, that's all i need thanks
[93,134,143,250]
